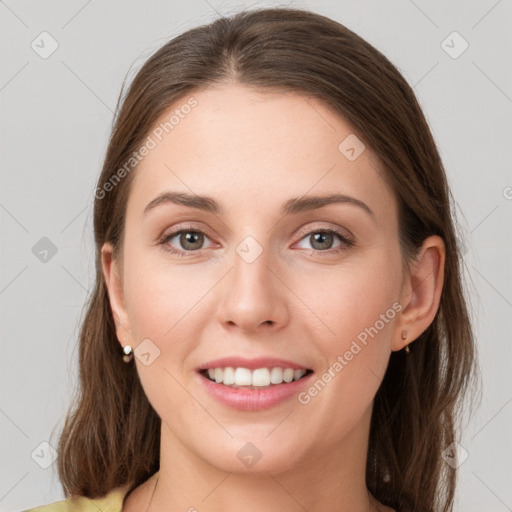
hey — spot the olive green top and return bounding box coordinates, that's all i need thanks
[23,485,130,512]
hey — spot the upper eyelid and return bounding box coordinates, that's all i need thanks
[162,224,214,241]
[295,223,353,240]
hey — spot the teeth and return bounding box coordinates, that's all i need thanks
[203,367,310,387]
[223,366,235,385]
[252,368,270,387]
[283,368,294,383]
[234,367,252,386]
[294,369,307,381]
[270,367,283,384]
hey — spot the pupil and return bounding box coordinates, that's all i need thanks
[312,232,332,250]
[182,231,203,250]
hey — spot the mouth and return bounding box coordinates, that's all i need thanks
[198,367,314,389]
[196,359,316,410]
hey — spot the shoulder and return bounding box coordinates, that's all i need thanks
[23,486,128,512]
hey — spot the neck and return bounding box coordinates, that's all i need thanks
[148,407,383,512]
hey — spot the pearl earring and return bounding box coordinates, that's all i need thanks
[122,345,134,363]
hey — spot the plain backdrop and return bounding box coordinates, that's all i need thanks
[1,1,511,511]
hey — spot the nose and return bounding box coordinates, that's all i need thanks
[215,244,289,333]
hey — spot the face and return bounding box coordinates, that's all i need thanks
[104,83,408,474]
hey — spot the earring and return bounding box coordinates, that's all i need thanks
[122,345,134,363]
[401,330,410,353]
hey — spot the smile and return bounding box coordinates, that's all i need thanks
[200,366,313,388]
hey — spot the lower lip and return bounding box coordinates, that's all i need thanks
[197,371,314,411]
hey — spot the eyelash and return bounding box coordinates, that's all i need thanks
[158,224,355,258]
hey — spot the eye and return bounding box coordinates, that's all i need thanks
[294,228,354,254]
[159,226,213,256]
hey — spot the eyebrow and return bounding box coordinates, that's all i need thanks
[143,191,375,219]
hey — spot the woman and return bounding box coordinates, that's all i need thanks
[26,6,478,512]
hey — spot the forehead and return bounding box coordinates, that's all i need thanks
[127,83,396,220]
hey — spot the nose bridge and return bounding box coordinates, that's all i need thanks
[216,233,287,330]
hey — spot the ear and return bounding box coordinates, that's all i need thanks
[101,242,132,348]
[392,235,446,351]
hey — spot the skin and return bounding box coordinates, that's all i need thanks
[102,83,445,512]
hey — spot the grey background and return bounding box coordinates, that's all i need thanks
[1,1,511,511]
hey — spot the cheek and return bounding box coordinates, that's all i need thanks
[297,254,400,390]
[281,259,401,451]
[122,250,211,341]
[121,252,206,415]
[300,256,399,343]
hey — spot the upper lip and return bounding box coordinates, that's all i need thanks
[198,357,312,371]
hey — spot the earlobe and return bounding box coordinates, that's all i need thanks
[101,242,132,347]
[392,235,445,351]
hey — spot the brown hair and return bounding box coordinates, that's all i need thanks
[55,7,479,511]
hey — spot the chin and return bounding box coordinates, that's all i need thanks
[191,432,306,475]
